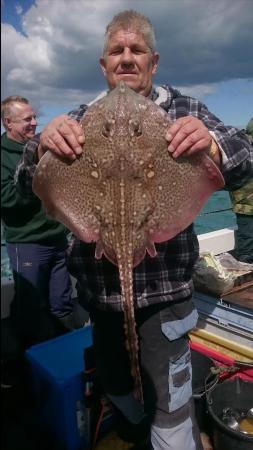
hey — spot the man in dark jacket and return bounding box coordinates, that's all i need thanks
[1,96,74,348]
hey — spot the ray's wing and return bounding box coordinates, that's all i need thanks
[33,150,102,243]
[148,151,224,244]
[129,98,225,250]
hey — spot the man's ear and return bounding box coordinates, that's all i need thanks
[3,117,11,131]
[152,52,160,75]
[99,57,107,77]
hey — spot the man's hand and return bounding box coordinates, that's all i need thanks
[166,116,212,158]
[39,115,85,160]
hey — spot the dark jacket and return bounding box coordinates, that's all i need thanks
[1,132,66,243]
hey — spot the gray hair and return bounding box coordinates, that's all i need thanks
[103,10,156,55]
[1,95,29,125]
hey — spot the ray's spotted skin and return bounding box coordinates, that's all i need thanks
[33,81,224,401]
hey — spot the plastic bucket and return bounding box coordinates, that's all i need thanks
[207,377,253,450]
[191,350,218,432]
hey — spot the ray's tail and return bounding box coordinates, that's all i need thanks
[117,243,143,404]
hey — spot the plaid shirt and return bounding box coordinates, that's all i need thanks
[15,85,253,312]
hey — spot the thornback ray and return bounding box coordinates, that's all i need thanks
[33,81,225,402]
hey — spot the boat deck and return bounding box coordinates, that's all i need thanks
[222,281,253,305]
[2,228,252,449]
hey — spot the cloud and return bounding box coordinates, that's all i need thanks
[1,0,253,120]
[178,83,218,99]
[15,4,23,15]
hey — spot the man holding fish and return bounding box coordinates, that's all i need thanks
[15,10,252,450]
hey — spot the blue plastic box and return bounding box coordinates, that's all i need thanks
[26,326,93,450]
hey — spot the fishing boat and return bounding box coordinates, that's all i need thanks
[1,226,253,450]
[191,226,253,362]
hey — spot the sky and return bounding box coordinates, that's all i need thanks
[1,0,253,133]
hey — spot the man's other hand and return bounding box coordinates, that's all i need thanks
[166,116,212,158]
[40,115,85,160]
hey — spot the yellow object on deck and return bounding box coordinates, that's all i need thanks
[190,328,253,362]
[95,431,134,449]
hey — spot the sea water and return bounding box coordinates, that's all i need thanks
[1,190,236,279]
[194,190,236,234]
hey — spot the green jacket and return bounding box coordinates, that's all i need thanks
[246,118,253,139]
[230,180,253,215]
[1,133,67,243]
[229,120,253,215]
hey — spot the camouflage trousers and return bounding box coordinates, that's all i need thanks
[233,213,253,264]
[90,303,203,450]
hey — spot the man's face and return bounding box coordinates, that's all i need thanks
[100,29,159,97]
[6,103,37,144]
